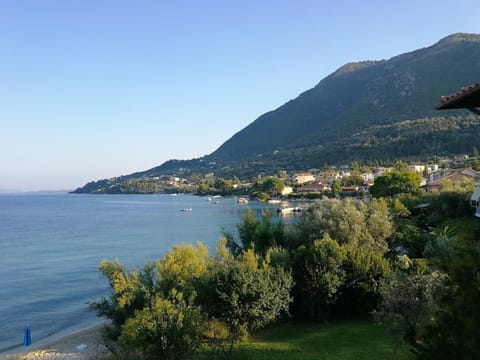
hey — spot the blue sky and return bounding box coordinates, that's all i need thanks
[1,0,478,191]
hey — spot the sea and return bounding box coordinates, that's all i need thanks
[0,193,281,353]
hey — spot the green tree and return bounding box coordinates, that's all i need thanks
[292,235,347,320]
[214,178,233,193]
[90,259,156,340]
[339,246,391,315]
[472,145,479,157]
[119,290,206,360]
[262,177,285,197]
[350,161,360,172]
[331,179,342,196]
[155,242,210,297]
[293,198,391,252]
[213,249,293,351]
[224,209,285,256]
[375,257,440,347]
[370,169,422,198]
[418,235,480,359]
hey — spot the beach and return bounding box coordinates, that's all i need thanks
[0,325,109,360]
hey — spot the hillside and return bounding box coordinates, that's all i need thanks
[210,33,480,161]
[74,33,480,192]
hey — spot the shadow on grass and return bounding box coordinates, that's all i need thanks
[194,319,414,360]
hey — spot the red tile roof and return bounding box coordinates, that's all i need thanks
[435,82,480,112]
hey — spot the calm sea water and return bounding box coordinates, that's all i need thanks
[0,193,277,352]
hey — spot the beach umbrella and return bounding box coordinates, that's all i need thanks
[23,324,31,347]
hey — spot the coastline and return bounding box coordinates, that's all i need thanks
[0,323,109,360]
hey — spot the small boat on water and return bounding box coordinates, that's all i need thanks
[277,207,302,215]
[206,197,212,202]
[213,201,220,205]
[180,208,193,211]
[237,197,249,204]
[268,199,282,204]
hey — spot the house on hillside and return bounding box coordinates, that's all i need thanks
[298,181,330,193]
[425,169,477,192]
[292,173,315,185]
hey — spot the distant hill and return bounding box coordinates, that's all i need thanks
[74,33,480,192]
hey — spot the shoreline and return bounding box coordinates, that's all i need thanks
[0,322,109,360]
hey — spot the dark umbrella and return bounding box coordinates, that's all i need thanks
[23,324,31,347]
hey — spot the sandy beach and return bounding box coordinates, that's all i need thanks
[0,325,110,360]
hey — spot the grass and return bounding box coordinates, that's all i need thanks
[194,319,414,360]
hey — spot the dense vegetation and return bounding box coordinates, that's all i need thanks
[91,166,480,358]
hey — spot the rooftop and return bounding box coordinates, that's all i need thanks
[435,82,480,115]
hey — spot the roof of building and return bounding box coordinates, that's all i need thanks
[435,82,480,114]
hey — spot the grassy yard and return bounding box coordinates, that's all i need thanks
[195,319,414,360]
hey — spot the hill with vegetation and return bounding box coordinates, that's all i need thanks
[74,33,480,192]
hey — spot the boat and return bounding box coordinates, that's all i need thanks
[180,208,192,211]
[206,197,212,202]
[213,201,220,205]
[237,197,249,204]
[277,207,302,215]
[268,199,282,204]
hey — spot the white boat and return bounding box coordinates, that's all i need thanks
[237,197,249,204]
[180,208,192,211]
[268,199,282,204]
[277,206,302,215]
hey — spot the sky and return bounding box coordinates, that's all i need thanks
[0,0,479,191]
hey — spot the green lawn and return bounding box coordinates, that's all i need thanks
[195,319,414,360]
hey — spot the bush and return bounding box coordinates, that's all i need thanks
[119,290,206,360]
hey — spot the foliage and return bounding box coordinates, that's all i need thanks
[90,259,156,340]
[370,169,422,198]
[225,209,285,256]
[154,242,210,297]
[375,257,441,347]
[210,249,293,356]
[119,290,207,360]
[261,177,285,197]
[292,235,347,320]
[339,246,391,315]
[416,233,480,359]
[292,198,391,252]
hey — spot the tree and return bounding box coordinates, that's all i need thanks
[417,234,480,359]
[214,178,233,193]
[225,208,285,256]
[119,290,206,360]
[262,177,285,197]
[292,235,347,320]
[370,169,422,198]
[473,145,479,158]
[155,242,210,297]
[331,179,342,196]
[375,257,440,347]
[293,198,391,252]
[213,249,293,351]
[90,259,157,340]
[340,246,391,315]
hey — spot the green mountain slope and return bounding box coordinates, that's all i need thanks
[74,33,480,192]
[210,33,480,161]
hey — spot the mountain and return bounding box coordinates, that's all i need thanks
[74,33,480,192]
[210,33,480,161]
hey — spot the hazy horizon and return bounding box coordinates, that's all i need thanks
[1,0,479,191]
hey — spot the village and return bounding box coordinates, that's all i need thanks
[99,153,480,203]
